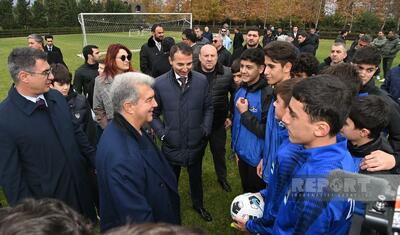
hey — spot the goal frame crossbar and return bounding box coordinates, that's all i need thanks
[78,12,193,46]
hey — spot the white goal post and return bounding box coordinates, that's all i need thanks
[78,12,192,52]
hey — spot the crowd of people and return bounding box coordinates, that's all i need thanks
[0,23,399,235]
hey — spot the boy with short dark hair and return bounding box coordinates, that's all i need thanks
[232,48,273,193]
[341,95,394,174]
[259,41,297,184]
[273,75,356,234]
[233,78,304,234]
[352,46,400,173]
[50,63,97,146]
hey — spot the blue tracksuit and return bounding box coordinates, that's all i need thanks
[262,102,289,184]
[246,128,304,234]
[232,87,264,167]
[273,137,357,235]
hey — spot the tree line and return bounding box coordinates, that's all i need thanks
[1,0,399,33]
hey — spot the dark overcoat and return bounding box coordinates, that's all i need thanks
[96,114,180,232]
[0,88,96,221]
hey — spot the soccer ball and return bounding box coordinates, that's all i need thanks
[230,193,264,220]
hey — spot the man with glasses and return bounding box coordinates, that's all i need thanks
[140,23,164,75]
[212,34,231,67]
[220,27,232,51]
[0,47,97,222]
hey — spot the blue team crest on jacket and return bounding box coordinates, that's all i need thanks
[232,87,263,167]
[249,106,258,113]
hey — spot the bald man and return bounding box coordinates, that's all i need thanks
[193,44,234,192]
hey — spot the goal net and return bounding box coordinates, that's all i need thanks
[78,13,192,52]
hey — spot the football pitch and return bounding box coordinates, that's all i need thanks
[0,33,399,234]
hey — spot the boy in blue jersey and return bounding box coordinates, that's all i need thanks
[274,75,356,235]
[258,41,298,184]
[232,78,304,234]
[232,48,274,193]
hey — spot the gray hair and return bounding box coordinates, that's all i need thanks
[332,42,347,51]
[213,34,223,42]
[8,47,48,83]
[27,34,44,45]
[110,72,154,113]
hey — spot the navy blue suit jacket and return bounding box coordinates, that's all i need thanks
[96,114,180,232]
[0,87,96,221]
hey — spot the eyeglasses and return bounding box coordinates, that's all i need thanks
[213,40,218,43]
[118,54,132,62]
[221,30,227,33]
[26,67,53,79]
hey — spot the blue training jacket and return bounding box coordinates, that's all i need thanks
[247,128,304,234]
[262,102,288,183]
[232,87,264,167]
[273,137,357,235]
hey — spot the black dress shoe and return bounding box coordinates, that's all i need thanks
[193,206,212,222]
[218,179,232,192]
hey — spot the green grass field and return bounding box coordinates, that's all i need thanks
[0,34,399,234]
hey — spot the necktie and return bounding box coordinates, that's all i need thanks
[49,47,52,52]
[36,98,46,109]
[179,77,187,91]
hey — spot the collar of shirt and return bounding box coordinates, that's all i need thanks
[153,38,161,50]
[48,46,52,51]
[21,94,48,107]
[174,72,187,86]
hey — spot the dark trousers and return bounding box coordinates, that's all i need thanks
[209,124,227,181]
[171,159,204,208]
[383,57,395,79]
[238,157,265,193]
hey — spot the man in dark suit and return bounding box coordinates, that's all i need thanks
[151,42,214,222]
[44,35,67,67]
[140,24,164,75]
[0,47,96,222]
[96,72,180,232]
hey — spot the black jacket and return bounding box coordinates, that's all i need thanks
[348,134,395,174]
[66,90,97,146]
[44,45,67,67]
[151,52,171,78]
[262,34,275,47]
[73,62,99,108]
[318,56,349,71]
[150,70,214,166]
[233,32,244,50]
[240,77,274,138]
[308,33,319,54]
[140,37,163,75]
[298,37,315,55]
[217,46,232,67]
[194,62,234,128]
[360,79,400,157]
[232,44,263,62]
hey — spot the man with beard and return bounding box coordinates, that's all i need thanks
[140,24,164,75]
[232,28,263,61]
